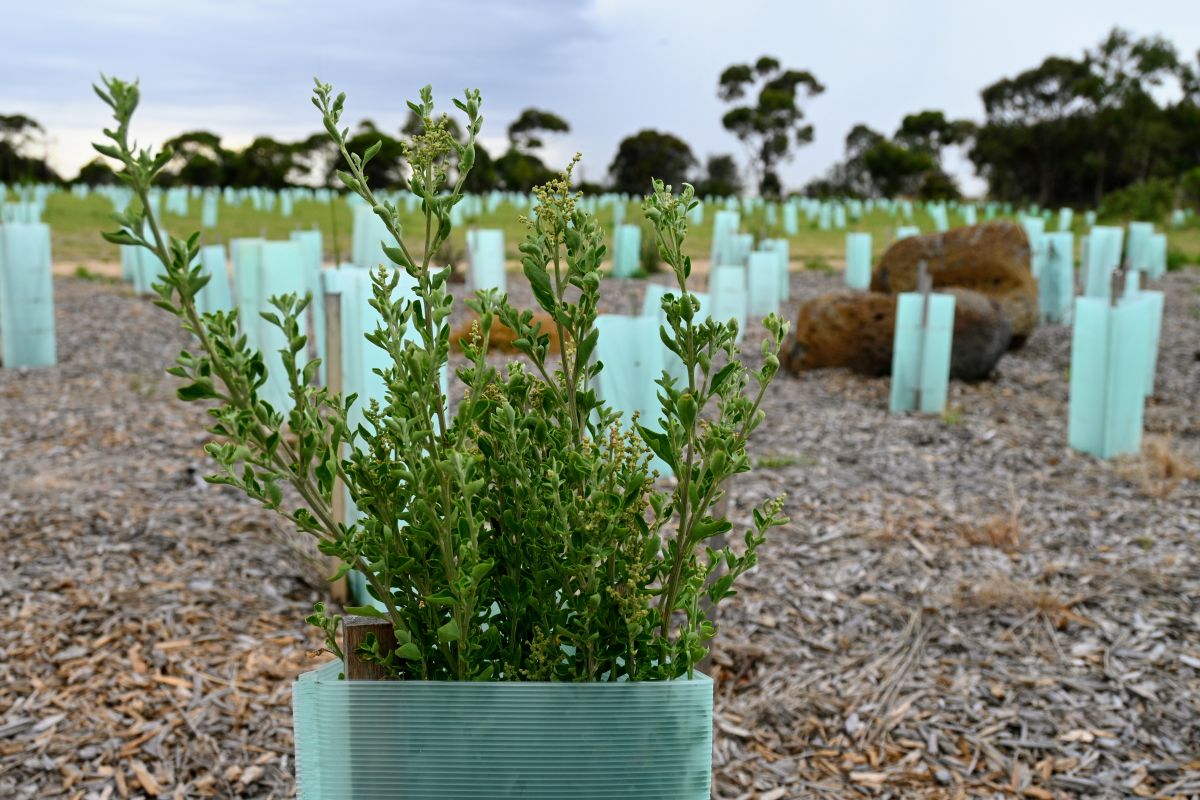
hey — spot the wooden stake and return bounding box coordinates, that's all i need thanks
[342,616,396,681]
[323,286,349,604]
[1111,262,1127,307]
[913,260,931,411]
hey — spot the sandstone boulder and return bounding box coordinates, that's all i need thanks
[780,288,1011,382]
[870,221,1037,347]
[451,311,565,354]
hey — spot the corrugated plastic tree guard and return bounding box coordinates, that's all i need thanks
[196,244,234,316]
[290,229,328,384]
[747,251,781,317]
[896,225,920,240]
[0,223,56,367]
[1040,232,1074,324]
[351,204,392,270]
[201,192,218,228]
[257,241,311,413]
[961,205,977,226]
[708,266,747,343]
[845,232,872,290]
[928,204,949,233]
[466,228,506,292]
[592,314,672,476]
[135,243,168,296]
[1122,275,1164,397]
[329,266,449,558]
[762,238,790,301]
[119,244,137,282]
[1146,234,1166,279]
[1125,222,1154,272]
[889,290,955,414]
[1020,216,1046,280]
[611,224,641,277]
[710,210,740,265]
[730,234,753,268]
[1083,226,1123,298]
[231,237,266,351]
[783,203,798,235]
[1058,208,1073,231]
[1068,293,1156,458]
[292,659,713,800]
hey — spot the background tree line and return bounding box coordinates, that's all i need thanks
[4,28,1199,212]
[806,28,1200,212]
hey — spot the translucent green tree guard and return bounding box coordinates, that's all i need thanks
[290,229,328,384]
[1083,226,1123,298]
[1020,216,1046,280]
[1040,232,1074,324]
[351,203,392,270]
[833,204,847,229]
[747,251,781,317]
[928,203,949,232]
[896,225,921,240]
[611,224,641,277]
[1068,293,1157,458]
[1146,233,1167,280]
[783,202,798,235]
[134,241,167,296]
[119,244,137,283]
[1122,274,1164,397]
[761,238,789,300]
[729,233,753,268]
[328,265,450,560]
[257,240,311,413]
[0,222,56,367]
[293,659,713,800]
[196,244,233,316]
[845,232,872,290]
[592,313,671,475]
[889,291,955,414]
[708,265,747,344]
[465,228,506,292]
[1058,207,1073,231]
[201,191,218,229]
[1125,221,1154,273]
[710,209,740,265]
[230,237,266,351]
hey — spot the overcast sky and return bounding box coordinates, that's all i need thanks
[2,0,1198,196]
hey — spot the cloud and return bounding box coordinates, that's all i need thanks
[4,0,1199,195]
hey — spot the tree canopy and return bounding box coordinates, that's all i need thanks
[717,55,824,197]
[608,129,695,195]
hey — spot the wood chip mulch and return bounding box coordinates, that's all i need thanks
[2,268,1198,799]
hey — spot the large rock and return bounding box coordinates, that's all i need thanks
[870,221,1036,347]
[451,311,565,354]
[781,289,1011,381]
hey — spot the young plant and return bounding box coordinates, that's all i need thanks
[93,74,788,682]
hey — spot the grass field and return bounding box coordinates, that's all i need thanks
[29,190,1200,271]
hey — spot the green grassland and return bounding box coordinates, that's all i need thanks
[32,191,1200,270]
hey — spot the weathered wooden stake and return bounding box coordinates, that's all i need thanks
[323,288,349,604]
[342,616,396,681]
[913,260,931,411]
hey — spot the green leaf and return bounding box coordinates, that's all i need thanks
[176,382,214,401]
[637,425,675,471]
[396,642,421,660]
[437,618,462,643]
[523,262,556,313]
